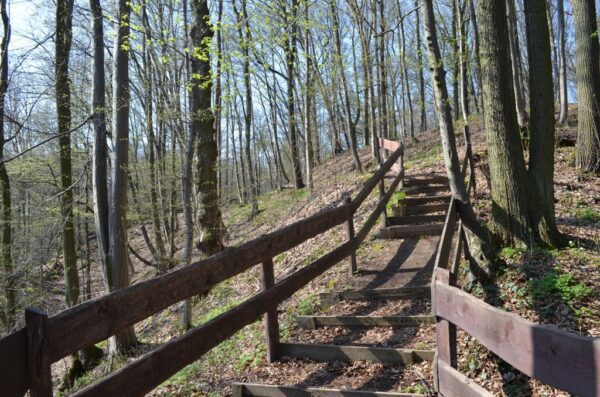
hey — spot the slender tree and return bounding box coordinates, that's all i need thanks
[556,0,569,125]
[109,0,137,353]
[0,0,14,330]
[56,0,80,309]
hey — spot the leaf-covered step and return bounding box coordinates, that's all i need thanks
[279,343,435,365]
[379,223,445,239]
[296,315,435,329]
[404,176,449,186]
[399,195,451,206]
[319,286,431,305]
[387,214,447,225]
[232,383,426,397]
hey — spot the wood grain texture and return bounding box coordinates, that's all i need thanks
[295,315,435,329]
[72,241,357,396]
[235,383,425,396]
[378,223,445,239]
[279,343,435,365]
[26,308,52,397]
[261,259,279,363]
[46,204,348,362]
[437,360,492,397]
[0,328,29,396]
[435,282,600,397]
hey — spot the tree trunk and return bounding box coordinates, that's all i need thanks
[416,0,427,131]
[304,3,314,191]
[399,4,415,141]
[191,0,225,256]
[524,0,562,246]
[420,0,493,279]
[468,0,482,111]
[56,0,80,309]
[505,0,529,127]
[573,0,600,173]
[109,0,137,353]
[556,0,569,125]
[0,0,15,331]
[479,0,540,247]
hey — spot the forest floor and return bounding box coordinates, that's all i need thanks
[52,109,598,397]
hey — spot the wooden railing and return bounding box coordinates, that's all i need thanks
[433,151,600,397]
[0,139,404,397]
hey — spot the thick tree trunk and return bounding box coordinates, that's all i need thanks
[109,0,137,353]
[556,0,569,125]
[573,0,600,173]
[56,0,80,309]
[420,0,493,279]
[524,0,562,246]
[0,0,15,330]
[191,0,224,256]
[479,0,540,247]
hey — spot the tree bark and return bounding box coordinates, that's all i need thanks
[572,0,600,173]
[0,0,15,330]
[505,0,529,127]
[415,0,427,132]
[524,0,562,246]
[191,0,225,256]
[556,0,569,125]
[56,0,80,309]
[420,0,493,279]
[109,0,137,353]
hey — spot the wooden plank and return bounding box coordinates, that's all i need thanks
[379,138,402,152]
[344,196,358,276]
[379,223,444,239]
[235,383,424,397]
[434,270,456,369]
[403,185,449,195]
[279,343,435,365]
[404,176,449,186]
[406,203,449,215]
[437,360,492,397]
[387,214,447,225]
[352,144,403,210]
[401,195,451,206]
[47,203,349,362]
[319,286,431,305]
[296,315,435,329]
[0,328,30,396]
[26,308,52,397]
[72,240,358,397]
[435,282,600,397]
[261,258,279,363]
[433,199,457,271]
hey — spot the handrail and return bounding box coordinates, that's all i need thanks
[432,149,600,397]
[0,139,405,397]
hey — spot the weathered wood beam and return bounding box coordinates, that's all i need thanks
[319,286,431,306]
[296,315,435,329]
[233,383,425,397]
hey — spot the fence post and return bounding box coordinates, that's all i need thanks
[26,307,52,397]
[344,196,357,276]
[435,269,457,371]
[261,258,279,363]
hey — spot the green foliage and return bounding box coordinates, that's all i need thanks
[576,206,600,226]
[499,246,525,261]
[529,273,592,305]
[399,384,426,394]
[296,295,317,316]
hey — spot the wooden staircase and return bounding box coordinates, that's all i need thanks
[233,174,449,396]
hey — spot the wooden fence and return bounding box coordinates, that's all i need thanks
[432,150,600,397]
[0,139,404,397]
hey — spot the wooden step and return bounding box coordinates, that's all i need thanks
[319,286,431,305]
[400,195,451,206]
[403,185,450,195]
[233,383,425,397]
[279,343,435,365]
[387,214,447,225]
[404,176,449,186]
[379,223,444,239]
[296,315,435,329]
[406,203,449,215]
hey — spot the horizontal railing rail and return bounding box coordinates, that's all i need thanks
[433,148,600,397]
[0,139,404,397]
